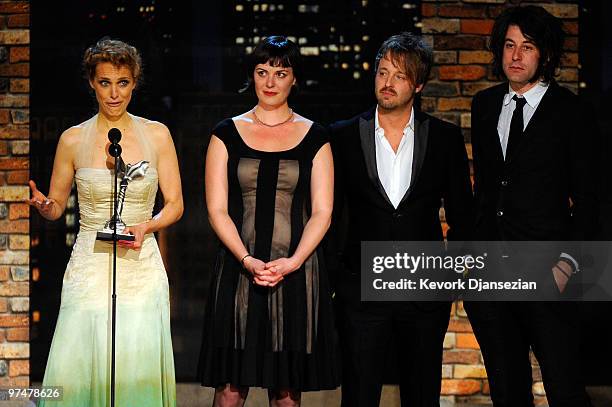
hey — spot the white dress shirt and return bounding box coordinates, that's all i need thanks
[497,81,549,159]
[375,106,415,209]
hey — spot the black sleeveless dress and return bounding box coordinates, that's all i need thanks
[198,119,340,391]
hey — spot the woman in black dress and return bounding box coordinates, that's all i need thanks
[199,36,339,406]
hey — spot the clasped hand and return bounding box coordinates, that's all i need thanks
[243,256,299,287]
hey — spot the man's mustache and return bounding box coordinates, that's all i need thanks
[379,87,397,95]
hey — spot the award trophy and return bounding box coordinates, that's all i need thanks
[96,158,150,242]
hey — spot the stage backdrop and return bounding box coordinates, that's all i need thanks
[0,1,610,405]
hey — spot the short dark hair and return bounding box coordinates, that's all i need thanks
[374,32,432,87]
[490,6,565,83]
[83,38,143,86]
[240,36,302,93]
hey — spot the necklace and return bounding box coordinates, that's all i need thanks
[252,108,294,127]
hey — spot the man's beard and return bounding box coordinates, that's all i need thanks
[376,87,413,111]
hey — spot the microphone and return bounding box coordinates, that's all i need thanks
[108,128,122,158]
[108,128,122,143]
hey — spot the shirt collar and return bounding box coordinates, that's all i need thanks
[374,105,414,135]
[503,80,549,108]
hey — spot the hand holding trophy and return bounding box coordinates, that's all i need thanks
[96,158,150,242]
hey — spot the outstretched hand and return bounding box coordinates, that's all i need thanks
[28,180,56,219]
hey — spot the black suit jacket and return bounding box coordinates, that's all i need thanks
[471,81,598,246]
[328,108,473,300]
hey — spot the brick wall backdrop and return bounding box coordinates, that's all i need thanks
[0,0,29,388]
[421,1,579,405]
[0,0,581,399]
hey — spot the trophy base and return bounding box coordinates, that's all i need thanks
[96,230,135,241]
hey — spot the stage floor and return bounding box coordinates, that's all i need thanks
[177,384,612,406]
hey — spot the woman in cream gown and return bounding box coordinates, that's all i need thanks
[30,39,183,406]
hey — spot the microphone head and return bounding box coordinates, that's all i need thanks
[108,143,122,158]
[108,128,122,144]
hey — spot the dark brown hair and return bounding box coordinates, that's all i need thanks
[83,39,143,85]
[240,36,302,93]
[490,6,564,83]
[375,32,432,87]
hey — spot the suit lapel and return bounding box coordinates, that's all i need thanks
[485,85,506,164]
[359,111,393,207]
[398,110,429,206]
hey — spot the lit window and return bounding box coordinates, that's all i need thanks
[341,63,349,69]
[300,46,319,56]
[261,4,268,11]
[299,37,307,45]
[236,4,244,11]
[65,214,75,228]
[354,45,361,52]
[353,71,361,79]
[67,195,76,209]
[236,37,245,44]
[253,4,259,11]
[329,44,338,52]
[298,4,319,12]
[362,35,370,41]
[66,233,76,247]
[402,3,416,9]
[363,62,370,70]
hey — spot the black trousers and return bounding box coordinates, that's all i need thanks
[464,301,592,407]
[337,299,451,407]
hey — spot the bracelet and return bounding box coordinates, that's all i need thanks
[240,254,252,267]
[557,257,578,274]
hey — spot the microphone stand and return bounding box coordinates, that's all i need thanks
[107,131,122,407]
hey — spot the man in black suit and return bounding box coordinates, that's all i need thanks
[465,6,597,407]
[328,33,473,407]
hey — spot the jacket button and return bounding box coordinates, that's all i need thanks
[393,212,403,218]
[501,180,508,186]
[497,210,504,217]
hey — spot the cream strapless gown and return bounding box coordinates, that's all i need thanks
[39,115,176,407]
